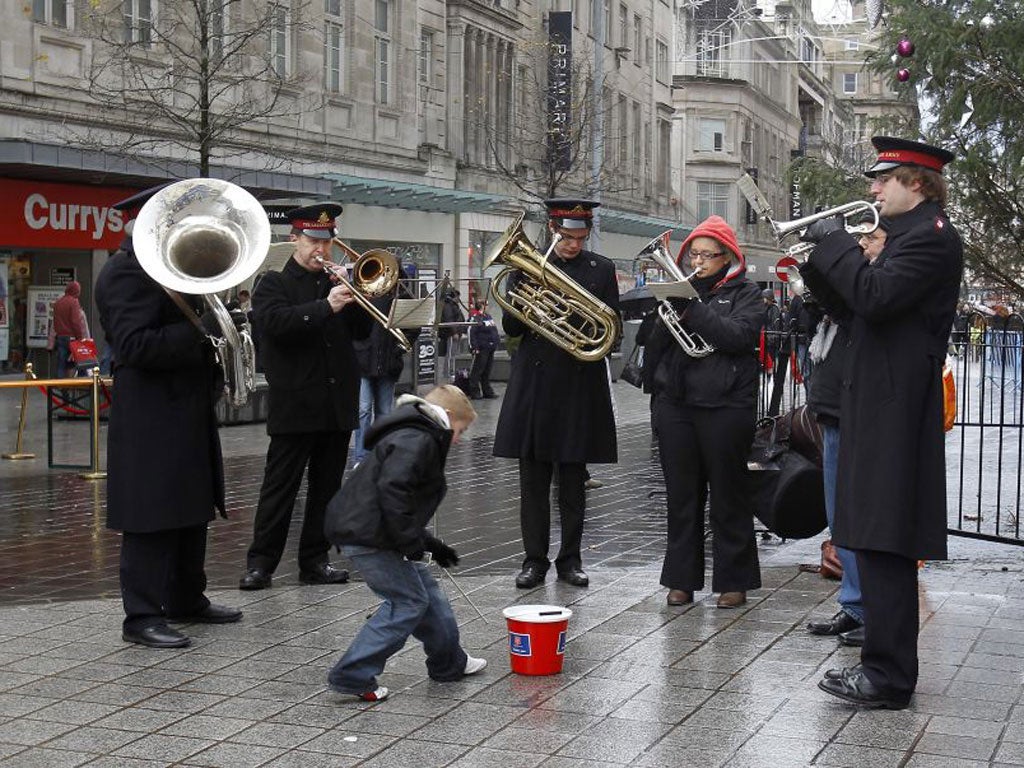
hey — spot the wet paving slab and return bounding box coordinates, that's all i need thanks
[2,382,1024,765]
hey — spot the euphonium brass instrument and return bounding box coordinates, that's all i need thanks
[133,178,271,407]
[318,239,411,352]
[485,213,621,362]
[638,230,715,358]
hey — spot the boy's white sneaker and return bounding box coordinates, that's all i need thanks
[464,656,487,675]
[358,686,389,702]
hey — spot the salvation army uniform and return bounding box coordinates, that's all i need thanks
[493,199,620,589]
[799,136,963,708]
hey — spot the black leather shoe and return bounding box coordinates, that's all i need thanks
[170,603,242,624]
[122,624,190,649]
[807,610,862,636]
[838,626,865,647]
[239,568,272,591]
[557,568,589,587]
[824,664,862,681]
[818,667,910,710]
[299,563,349,585]
[515,565,546,589]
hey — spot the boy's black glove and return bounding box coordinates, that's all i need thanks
[425,536,459,568]
[799,214,844,243]
[406,549,425,562]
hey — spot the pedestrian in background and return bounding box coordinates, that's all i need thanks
[50,281,88,378]
[467,300,499,399]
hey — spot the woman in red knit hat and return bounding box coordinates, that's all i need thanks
[643,215,764,608]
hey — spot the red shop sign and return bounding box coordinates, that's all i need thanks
[0,179,138,250]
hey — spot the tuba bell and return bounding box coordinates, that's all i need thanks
[485,213,621,363]
[133,178,271,408]
[637,230,715,358]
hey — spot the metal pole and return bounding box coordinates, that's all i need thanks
[79,367,107,481]
[2,363,37,460]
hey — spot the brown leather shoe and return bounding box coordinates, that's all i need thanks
[717,591,746,608]
[667,590,693,606]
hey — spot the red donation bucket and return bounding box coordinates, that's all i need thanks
[502,604,573,676]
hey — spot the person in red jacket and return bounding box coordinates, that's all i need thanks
[51,281,88,378]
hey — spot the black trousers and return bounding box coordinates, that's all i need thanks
[856,548,920,697]
[653,397,761,593]
[121,524,209,632]
[247,430,350,573]
[468,349,495,396]
[519,458,586,573]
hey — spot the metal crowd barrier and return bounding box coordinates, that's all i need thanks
[0,363,110,479]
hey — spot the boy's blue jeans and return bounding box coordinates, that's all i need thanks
[822,424,863,622]
[327,545,467,694]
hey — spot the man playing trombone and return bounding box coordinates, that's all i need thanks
[493,199,620,589]
[797,137,962,709]
[239,204,372,591]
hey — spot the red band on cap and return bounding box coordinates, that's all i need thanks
[875,149,947,172]
[291,219,334,230]
[548,208,592,219]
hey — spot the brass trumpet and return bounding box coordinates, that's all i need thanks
[317,238,411,351]
[485,213,621,362]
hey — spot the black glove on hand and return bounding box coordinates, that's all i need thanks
[425,536,460,568]
[228,310,248,329]
[199,310,223,338]
[799,214,844,244]
[406,549,425,562]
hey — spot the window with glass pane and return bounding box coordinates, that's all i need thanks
[324,0,341,15]
[698,117,726,152]
[697,29,728,77]
[419,29,432,85]
[33,0,69,27]
[657,119,670,194]
[375,0,391,103]
[269,4,288,77]
[843,72,857,94]
[123,0,153,44]
[697,181,729,219]
[618,4,627,50]
[633,14,641,59]
[325,21,343,92]
[603,0,611,40]
[655,39,668,82]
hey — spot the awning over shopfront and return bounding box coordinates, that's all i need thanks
[0,140,332,200]
[324,172,689,239]
[323,172,514,214]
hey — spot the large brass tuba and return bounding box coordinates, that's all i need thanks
[485,213,621,362]
[133,178,271,408]
[637,230,715,358]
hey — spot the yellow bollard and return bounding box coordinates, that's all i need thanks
[2,363,37,460]
[79,366,107,480]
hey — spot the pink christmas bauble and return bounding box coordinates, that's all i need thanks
[897,38,915,57]
[897,68,911,82]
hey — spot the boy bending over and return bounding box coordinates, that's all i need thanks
[325,385,485,701]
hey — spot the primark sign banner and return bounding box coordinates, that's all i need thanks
[547,11,572,171]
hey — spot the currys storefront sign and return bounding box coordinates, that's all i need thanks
[2,179,137,250]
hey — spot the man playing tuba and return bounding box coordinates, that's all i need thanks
[493,199,621,589]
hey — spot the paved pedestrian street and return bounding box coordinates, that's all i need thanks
[1,381,1024,766]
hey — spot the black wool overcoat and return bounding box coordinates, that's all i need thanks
[253,258,372,435]
[493,248,621,464]
[801,200,962,560]
[96,241,225,533]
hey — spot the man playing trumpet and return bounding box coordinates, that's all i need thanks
[798,136,962,710]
